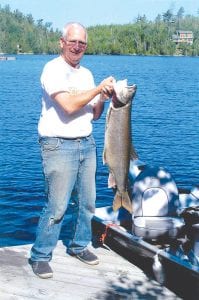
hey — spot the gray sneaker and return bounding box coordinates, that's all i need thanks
[29,259,53,279]
[75,249,99,265]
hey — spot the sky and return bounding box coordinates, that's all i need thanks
[0,0,198,30]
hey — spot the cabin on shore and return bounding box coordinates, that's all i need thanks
[172,30,193,45]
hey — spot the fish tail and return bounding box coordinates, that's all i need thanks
[112,192,122,211]
[122,191,133,213]
[112,191,133,214]
[108,173,116,188]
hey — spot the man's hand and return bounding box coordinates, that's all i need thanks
[100,76,115,101]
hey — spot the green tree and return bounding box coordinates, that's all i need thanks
[0,4,199,56]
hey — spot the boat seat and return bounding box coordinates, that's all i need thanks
[130,164,185,241]
[133,216,184,240]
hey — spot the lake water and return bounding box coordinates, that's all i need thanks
[0,54,199,246]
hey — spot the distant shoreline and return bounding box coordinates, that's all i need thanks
[1,53,198,58]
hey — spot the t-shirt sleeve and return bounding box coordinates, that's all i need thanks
[40,63,69,96]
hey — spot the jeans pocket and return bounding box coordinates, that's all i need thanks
[39,137,60,151]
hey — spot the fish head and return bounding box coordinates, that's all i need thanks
[112,79,137,108]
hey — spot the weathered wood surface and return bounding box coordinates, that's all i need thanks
[0,242,180,299]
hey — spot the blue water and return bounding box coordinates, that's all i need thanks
[0,54,199,246]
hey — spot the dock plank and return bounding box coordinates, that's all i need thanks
[0,242,181,299]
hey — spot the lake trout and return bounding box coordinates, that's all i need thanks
[103,79,138,213]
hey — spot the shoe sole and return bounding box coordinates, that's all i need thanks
[76,255,99,265]
[36,272,53,279]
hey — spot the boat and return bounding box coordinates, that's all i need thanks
[0,56,16,61]
[92,159,199,299]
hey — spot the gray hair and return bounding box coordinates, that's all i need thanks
[62,22,88,41]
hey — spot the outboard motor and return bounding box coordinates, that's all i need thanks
[129,163,184,241]
[178,185,199,213]
[180,203,199,265]
[191,224,199,257]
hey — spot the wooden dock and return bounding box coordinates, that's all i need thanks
[0,241,181,299]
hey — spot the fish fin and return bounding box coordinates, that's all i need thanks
[102,149,106,165]
[108,173,116,188]
[105,106,112,124]
[130,145,139,160]
[121,191,133,213]
[112,192,122,211]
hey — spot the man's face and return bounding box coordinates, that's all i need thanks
[60,26,87,67]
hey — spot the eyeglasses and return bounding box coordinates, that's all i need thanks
[64,39,87,48]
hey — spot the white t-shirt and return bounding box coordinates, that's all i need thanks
[38,56,98,138]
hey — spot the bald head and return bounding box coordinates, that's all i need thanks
[62,22,88,42]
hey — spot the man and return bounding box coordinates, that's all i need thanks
[29,22,114,279]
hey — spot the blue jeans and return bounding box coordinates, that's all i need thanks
[30,135,96,261]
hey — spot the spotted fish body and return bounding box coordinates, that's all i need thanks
[103,79,137,213]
